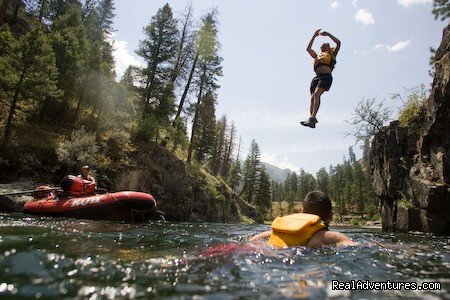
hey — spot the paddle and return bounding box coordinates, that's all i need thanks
[0,187,112,197]
[0,187,62,197]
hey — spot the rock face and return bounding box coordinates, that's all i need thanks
[371,25,450,235]
[114,142,257,222]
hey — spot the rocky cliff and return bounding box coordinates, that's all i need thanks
[371,24,450,235]
[114,142,257,223]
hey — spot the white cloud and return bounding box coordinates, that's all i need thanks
[352,0,359,8]
[261,153,300,173]
[354,9,375,25]
[374,40,412,52]
[389,40,412,51]
[353,49,367,56]
[331,0,340,9]
[397,0,432,8]
[111,38,144,80]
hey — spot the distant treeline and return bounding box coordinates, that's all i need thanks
[239,140,378,220]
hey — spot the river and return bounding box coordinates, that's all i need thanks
[0,212,448,299]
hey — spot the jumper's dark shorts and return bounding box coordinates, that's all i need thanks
[310,73,333,94]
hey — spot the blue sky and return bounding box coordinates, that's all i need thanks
[112,0,446,174]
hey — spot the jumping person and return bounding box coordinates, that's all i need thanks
[249,191,355,248]
[301,29,341,128]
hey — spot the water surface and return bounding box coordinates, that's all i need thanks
[0,212,449,299]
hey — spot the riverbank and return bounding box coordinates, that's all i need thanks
[0,180,37,212]
[331,221,382,230]
[1,180,382,230]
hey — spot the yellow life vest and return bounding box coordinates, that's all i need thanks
[314,48,336,70]
[268,213,326,247]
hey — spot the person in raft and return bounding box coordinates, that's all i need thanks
[77,165,96,194]
[301,29,341,129]
[249,191,355,247]
[78,165,95,182]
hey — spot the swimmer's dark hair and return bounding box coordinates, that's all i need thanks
[302,191,332,222]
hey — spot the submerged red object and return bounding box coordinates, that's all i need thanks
[23,191,163,222]
[202,243,257,257]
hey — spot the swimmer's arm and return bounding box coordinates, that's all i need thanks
[249,230,271,242]
[306,229,358,248]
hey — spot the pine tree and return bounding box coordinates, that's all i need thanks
[120,65,139,90]
[298,169,309,200]
[172,4,195,124]
[241,139,261,203]
[0,0,11,25]
[227,159,242,193]
[432,0,450,20]
[353,161,366,217]
[361,138,371,166]
[255,166,271,220]
[194,91,216,162]
[210,115,226,175]
[96,0,115,34]
[50,6,88,104]
[221,121,236,177]
[285,172,299,203]
[44,0,82,23]
[136,3,178,121]
[1,26,59,147]
[329,164,346,222]
[186,10,222,163]
[69,0,116,127]
[316,167,329,195]
[349,146,356,164]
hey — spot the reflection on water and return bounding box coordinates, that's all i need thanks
[0,212,449,299]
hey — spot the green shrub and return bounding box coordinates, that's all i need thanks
[350,218,366,227]
[398,197,414,209]
[102,129,134,167]
[56,127,99,168]
[167,118,188,152]
[135,115,159,142]
[398,99,426,127]
[395,84,428,128]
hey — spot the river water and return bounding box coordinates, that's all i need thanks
[0,212,449,299]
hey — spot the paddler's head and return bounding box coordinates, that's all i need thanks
[302,191,332,226]
[81,165,90,178]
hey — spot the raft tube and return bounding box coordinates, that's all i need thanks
[23,191,163,222]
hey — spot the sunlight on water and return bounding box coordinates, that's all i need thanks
[0,212,449,299]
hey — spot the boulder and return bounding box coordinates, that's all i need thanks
[114,142,257,222]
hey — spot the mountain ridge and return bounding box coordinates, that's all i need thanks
[261,162,292,183]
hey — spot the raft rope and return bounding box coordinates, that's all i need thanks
[109,193,156,222]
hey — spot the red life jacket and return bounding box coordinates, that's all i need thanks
[61,175,96,196]
[82,179,96,195]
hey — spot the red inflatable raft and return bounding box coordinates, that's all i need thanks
[23,191,163,222]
